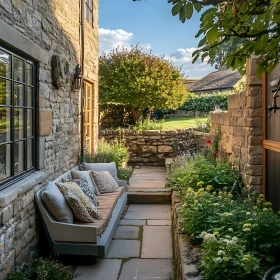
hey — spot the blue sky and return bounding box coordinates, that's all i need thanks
[98,0,215,78]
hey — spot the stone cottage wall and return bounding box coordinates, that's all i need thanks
[99,129,206,166]
[0,0,98,277]
[210,58,263,192]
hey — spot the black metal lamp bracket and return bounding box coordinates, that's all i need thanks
[268,80,280,113]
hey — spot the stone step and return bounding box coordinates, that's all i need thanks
[127,189,171,204]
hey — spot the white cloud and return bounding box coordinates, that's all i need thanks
[99,28,133,54]
[99,28,152,54]
[168,48,214,78]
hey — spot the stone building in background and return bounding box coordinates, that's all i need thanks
[0,0,99,277]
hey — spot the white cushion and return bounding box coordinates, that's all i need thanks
[41,182,74,223]
[80,162,118,183]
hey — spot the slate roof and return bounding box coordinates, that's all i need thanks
[188,68,241,93]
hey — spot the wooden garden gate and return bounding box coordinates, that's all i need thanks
[263,64,280,211]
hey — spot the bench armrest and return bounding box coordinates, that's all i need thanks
[118,179,128,190]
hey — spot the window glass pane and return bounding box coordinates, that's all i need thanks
[0,50,11,78]
[14,57,24,82]
[0,144,11,180]
[27,109,33,137]
[14,83,24,106]
[0,108,10,144]
[14,108,24,140]
[14,141,24,174]
[0,79,11,105]
[27,86,33,107]
[27,139,32,169]
[27,64,33,85]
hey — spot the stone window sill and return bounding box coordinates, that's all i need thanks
[0,171,46,208]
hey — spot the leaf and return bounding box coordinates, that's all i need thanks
[198,37,206,48]
[186,2,194,20]
[172,2,183,16]
[265,255,275,263]
[206,26,218,44]
[194,3,202,13]
[179,5,187,23]
[192,53,200,63]
[195,28,204,38]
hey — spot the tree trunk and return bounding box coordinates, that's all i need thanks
[128,107,143,123]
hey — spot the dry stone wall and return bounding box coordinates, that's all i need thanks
[0,0,98,277]
[99,129,206,166]
[210,58,263,193]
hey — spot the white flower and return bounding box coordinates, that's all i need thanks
[228,228,233,232]
[232,236,238,241]
[203,233,215,241]
[246,212,251,215]
[200,231,207,238]
[218,250,225,256]
[215,257,223,263]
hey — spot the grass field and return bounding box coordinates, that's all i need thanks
[161,116,208,130]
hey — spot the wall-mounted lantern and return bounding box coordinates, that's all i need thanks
[73,64,83,91]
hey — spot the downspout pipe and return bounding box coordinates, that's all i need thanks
[80,0,85,162]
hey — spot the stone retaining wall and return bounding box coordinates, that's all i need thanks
[171,191,201,280]
[99,129,208,166]
[210,58,263,193]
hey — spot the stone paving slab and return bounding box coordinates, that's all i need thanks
[129,179,166,189]
[128,204,171,212]
[124,211,171,220]
[113,225,139,239]
[119,219,146,226]
[76,259,121,280]
[141,226,172,258]
[132,166,166,173]
[147,219,172,226]
[106,240,141,258]
[118,259,173,280]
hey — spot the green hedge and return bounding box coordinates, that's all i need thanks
[179,92,229,112]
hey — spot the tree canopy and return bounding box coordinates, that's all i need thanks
[161,0,280,75]
[99,45,189,121]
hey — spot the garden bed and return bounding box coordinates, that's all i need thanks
[167,152,279,280]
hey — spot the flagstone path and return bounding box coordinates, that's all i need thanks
[76,167,173,280]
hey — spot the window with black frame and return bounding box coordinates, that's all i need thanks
[0,46,36,189]
[85,0,93,25]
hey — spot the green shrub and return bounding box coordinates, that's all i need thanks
[7,257,76,280]
[179,187,280,278]
[132,117,163,131]
[200,234,260,280]
[84,138,129,169]
[117,166,133,182]
[179,92,229,112]
[165,154,241,196]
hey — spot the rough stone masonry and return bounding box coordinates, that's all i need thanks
[210,58,263,193]
[0,0,99,277]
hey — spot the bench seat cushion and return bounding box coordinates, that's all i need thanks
[74,187,125,235]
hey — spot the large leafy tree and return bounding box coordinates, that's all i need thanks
[139,0,280,75]
[99,45,188,121]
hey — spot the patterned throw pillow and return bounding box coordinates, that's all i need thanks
[90,171,118,194]
[63,191,94,223]
[62,177,99,206]
[56,181,102,220]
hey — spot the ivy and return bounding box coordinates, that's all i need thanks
[179,92,229,112]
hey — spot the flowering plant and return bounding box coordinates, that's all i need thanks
[201,235,260,280]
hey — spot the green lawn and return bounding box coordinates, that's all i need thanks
[161,116,208,130]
